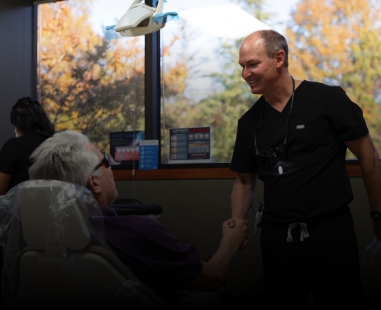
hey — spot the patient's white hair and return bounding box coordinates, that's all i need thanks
[29,130,101,187]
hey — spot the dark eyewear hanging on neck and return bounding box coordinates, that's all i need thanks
[244,76,295,165]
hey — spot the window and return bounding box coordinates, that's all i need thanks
[37,0,145,156]
[160,0,260,165]
[37,0,381,171]
[160,0,381,164]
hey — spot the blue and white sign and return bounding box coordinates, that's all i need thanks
[139,140,159,170]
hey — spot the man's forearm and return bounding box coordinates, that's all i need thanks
[359,150,381,212]
[346,135,381,239]
[230,174,257,219]
[231,188,254,219]
[359,150,381,240]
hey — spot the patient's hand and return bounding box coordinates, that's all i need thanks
[222,219,249,250]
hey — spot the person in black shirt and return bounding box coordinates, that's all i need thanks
[229,29,381,309]
[0,97,54,306]
[0,97,55,195]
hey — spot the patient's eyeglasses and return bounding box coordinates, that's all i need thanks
[93,152,110,172]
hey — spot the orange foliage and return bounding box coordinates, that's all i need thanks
[38,0,145,151]
[286,0,381,152]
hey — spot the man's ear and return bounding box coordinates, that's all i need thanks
[87,174,102,194]
[275,50,286,68]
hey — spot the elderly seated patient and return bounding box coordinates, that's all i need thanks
[27,130,248,307]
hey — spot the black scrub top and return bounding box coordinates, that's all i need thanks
[0,133,49,193]
[230,81,369,223]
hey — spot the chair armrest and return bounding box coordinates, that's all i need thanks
[111,204,162,216]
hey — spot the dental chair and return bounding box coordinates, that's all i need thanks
[0,180,170,308]
[111,198,163,216]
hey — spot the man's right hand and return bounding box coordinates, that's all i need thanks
[222,218,249,250]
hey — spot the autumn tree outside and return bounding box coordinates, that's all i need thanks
[38,0,381,162]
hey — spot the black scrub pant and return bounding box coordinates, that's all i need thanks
[259,207,363,309]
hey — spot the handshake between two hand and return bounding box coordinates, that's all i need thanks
[222,218,249,250]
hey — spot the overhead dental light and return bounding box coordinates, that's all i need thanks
[107,0,178,37]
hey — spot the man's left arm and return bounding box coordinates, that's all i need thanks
[346,134,381,240]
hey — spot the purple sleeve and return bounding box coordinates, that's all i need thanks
[137,217,203,289]
[102,214,203,289]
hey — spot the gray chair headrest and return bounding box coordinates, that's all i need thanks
[19,180,91,251]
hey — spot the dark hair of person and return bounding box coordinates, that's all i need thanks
[255,29,289,67]
[10,97,55,137]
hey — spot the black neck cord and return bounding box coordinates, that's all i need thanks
[283,76,295,144]
[243,76,295,154]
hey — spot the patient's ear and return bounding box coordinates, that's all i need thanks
[87,175,102,194]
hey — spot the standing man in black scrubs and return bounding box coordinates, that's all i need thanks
[229,29,381,309]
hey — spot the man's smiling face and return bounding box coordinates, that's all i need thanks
[239,34,279,95]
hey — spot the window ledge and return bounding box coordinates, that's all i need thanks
[113,165,362,180]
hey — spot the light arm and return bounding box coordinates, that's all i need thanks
[345,134,381,240]
[186,219,248,292]
[0,172,12,196]
[230,172,257,220]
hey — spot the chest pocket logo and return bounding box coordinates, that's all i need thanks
[291,121,325,146]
